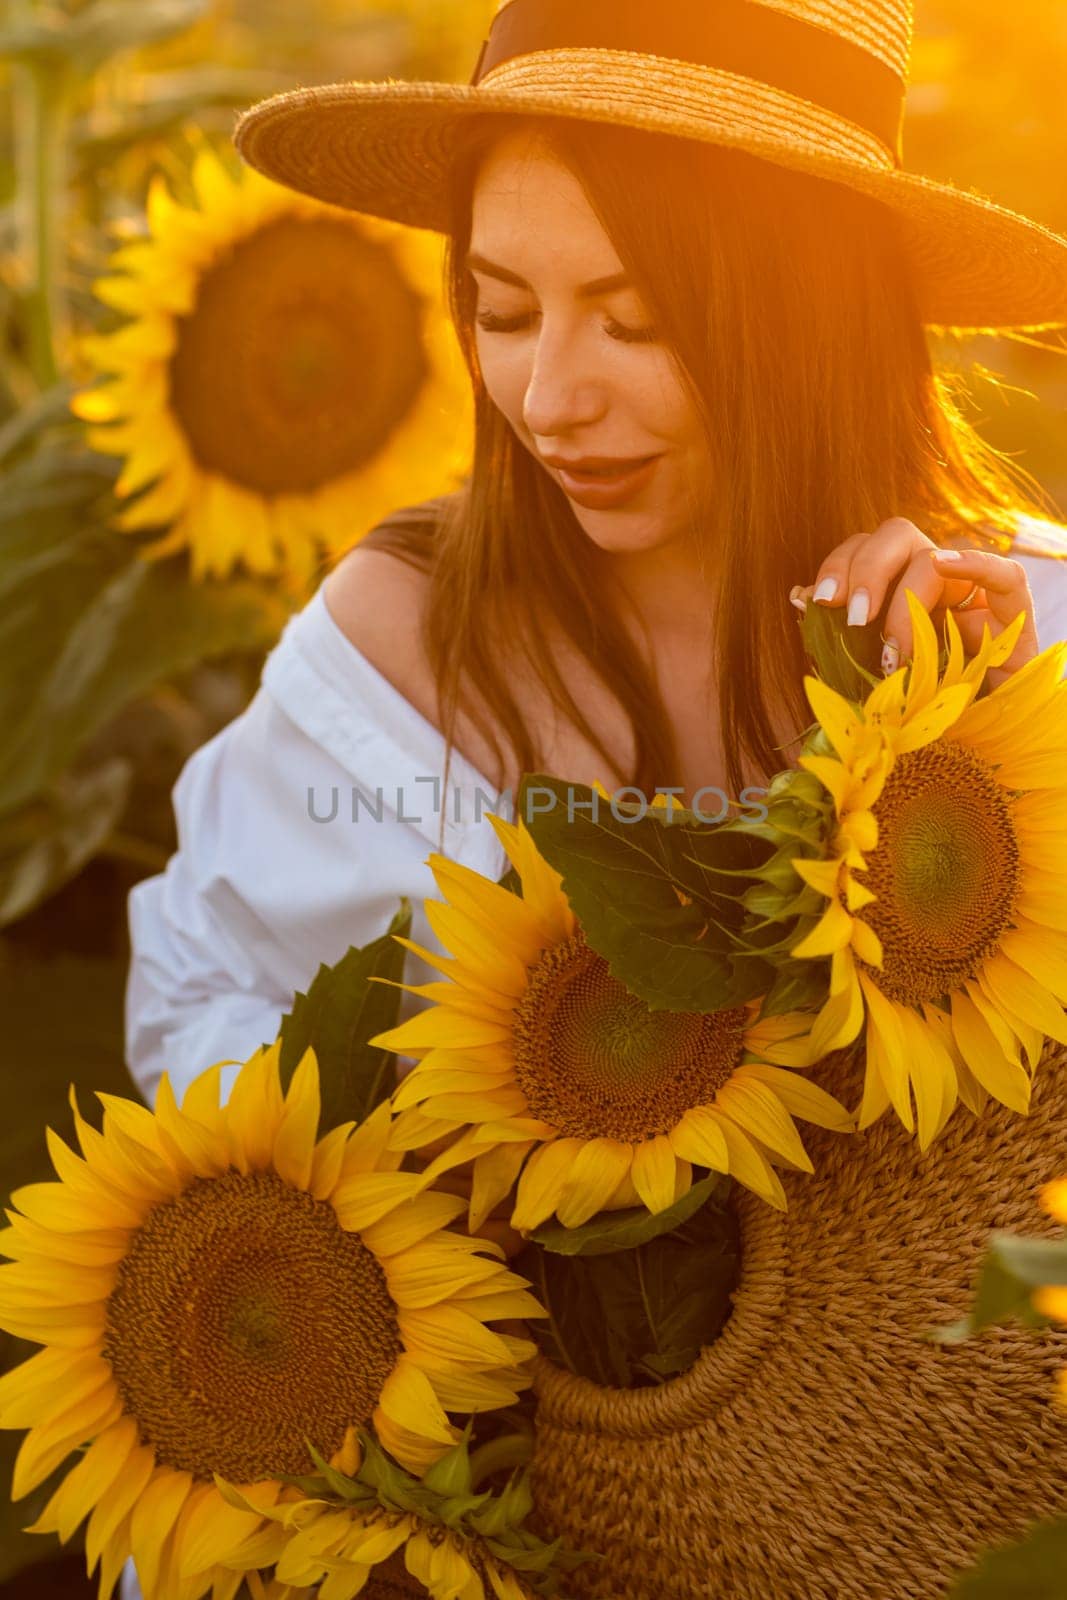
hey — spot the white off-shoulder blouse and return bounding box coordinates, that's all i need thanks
[124,580,511,1108]
[124,535,1067,1111]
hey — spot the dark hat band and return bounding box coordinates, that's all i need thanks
[471,0,905,162]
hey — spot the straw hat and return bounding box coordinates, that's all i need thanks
[233,0,1067,335]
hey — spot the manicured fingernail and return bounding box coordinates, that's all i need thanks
[847,588,870,627]
[813,578,839,604]
[881,638,900,676]
[789,585,808,613]
[932,548,962,561]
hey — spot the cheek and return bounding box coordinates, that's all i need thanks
[474,334,528,423]
[636,356,702,441]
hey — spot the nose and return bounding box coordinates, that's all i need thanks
[522,317,609,441]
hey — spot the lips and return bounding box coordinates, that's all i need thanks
[545,454,656,478]
[553,453,662,509]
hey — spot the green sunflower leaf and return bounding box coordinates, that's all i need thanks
[760,957,832,1019]
[277,899,413,1134]
[420,1435,474,1497]
[799,599,885,700]
[303,1443,367,1501]
[528,1171,731,1257]
[516,773,771,1013]
[925,1230,1066,1345]
[946,1514,1067,1598]
[516,1189,740,1388]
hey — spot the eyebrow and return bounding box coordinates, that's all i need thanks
[465,251,631,297]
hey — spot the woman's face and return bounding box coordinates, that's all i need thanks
[468,130,710,555]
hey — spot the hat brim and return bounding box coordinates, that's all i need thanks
[234,72,1067,334]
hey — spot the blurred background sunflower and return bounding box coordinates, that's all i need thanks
[74,143,471,586]
[3,1,1067,1593]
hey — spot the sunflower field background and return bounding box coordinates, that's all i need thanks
[1,0,1066,1593]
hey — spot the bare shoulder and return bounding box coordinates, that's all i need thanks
[321,543,437,715]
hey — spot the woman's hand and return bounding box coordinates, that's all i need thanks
[789,516,1039,687]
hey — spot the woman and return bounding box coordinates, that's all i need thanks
[121,3,1067,1596]
[127,4,1067,1110]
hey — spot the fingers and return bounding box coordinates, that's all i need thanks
[792,523,1038,685]
[879,549,953,662]
[810,518,930,627]
[930,548,1039,682]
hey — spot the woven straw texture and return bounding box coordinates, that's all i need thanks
[528,1040,1067,1600]
[487,0,913,76]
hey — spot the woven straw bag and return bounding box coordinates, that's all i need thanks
[528,1040,1067,1600]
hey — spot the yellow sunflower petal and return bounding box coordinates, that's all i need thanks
[713,1078,814,1172]
[84,1442,158,1574]
[376,1357,455,1446]
[553,1138,636,1228]
[895,1003,957,1152]
[711,1114,788,1210]
[1039,1178,1067,1224]
[510,1138,582,1232]
[807,957,865,1058]
[949,991,1031,1115]
[331,1173,429,1232]
[980,953,1067,1048]
[738,1063,855,1133]
[629,1135,680,1216]
[804,676,862,760]
[371,1006,512,1055]
[128,1468,195,1596]
[792,897,854,959]
[468,1141,533,1232]
[484,813,575,946]
[856,973,914,1133]
[1032,1285,1067,1322]
[667,1106,729,1173]
[360,1192,469,1258]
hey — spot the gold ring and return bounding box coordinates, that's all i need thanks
[951,583,981,612]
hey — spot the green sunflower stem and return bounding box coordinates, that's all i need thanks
[468,1432,533,1490]
[11,15,74,392]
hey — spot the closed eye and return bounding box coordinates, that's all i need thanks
[474,309,659,344]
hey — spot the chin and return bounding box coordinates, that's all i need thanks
[573,507,678,552]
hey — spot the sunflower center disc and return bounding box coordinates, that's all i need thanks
[103,1170,402,1481]
[857,737,1020,1006]
[168,217,429,494]
[512,928,748,1141]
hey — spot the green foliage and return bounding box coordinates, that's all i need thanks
[0,761,131,927]
[517,774,774,1013]
[529,1172,731,1258]
[946,1515,1067,1599]
[0,0,214,75]
[276,900,413,1134]
[0,444,290,922]
[798,599,884,701]
[224,1428,594,1597]
[516,1186,740,1387]
[0,952,132,1582]
[927,1230,1067,1345]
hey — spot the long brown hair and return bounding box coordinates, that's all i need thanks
[357,113,1062,846]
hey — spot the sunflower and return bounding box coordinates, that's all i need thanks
[367,810,853,1226]
[72,140,472,586]
[0,1044,541,1600]
[789,592,1067,1149]
[216,1430,581,1600]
